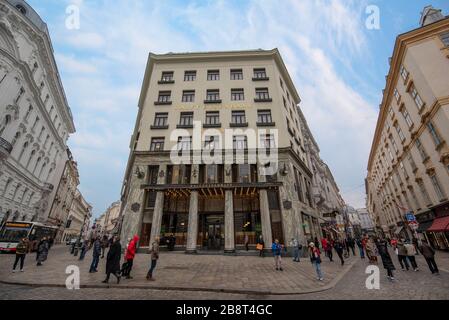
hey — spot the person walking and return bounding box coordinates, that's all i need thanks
[356,238,365,259]
[272,239,283,271]
[348,237,356,256]
[396,239,410,271]
[102,236,122,284]
[122,235,139,279]
[12,238,28,272]
[314,237,320,249]
[334,239,345,266]
[418,240,439,275]
[404,240,419,271]
[325,238,333,262]
[89,237,102,273]
[290,238,300,262]
[78,240,88,261]
[36,237,49,266]
[309,242,323,281]
[376,238,396,281]
[321,237,328,258]
[244,234,249,251]
[256,235,265,257]
[146,236,160,281]
[365,237,377,264]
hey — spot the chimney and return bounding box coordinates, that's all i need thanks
[420,6,444,27]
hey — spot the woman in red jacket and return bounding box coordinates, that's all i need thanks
[122,235,139,279]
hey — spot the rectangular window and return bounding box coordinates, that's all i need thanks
[440,32,449,47]
[157,91,171,103]
[184,71,196,81]
[400,65,409,81]
[257,110,272,123]
[177,136,192,151]
[253,68,267,79]
[399,161,408,179]
[415,138,428,161]
[205,111,220,125]
[388,107,394,118]
[283,97,287,109]
[179,112,193,126]
[206,89,220,101]
[233,135,248,150]
[410,85,424,110]
[182,90,195,102]
[391,138,398,154]
[395,125,405,142]
[260,134,275,149]
[153,113,168,127]
[401,108,413,128]
[207,70,220,81]
[204,136,219,150]
[255,88,270,100]
[231,111,246,124]
[294,168,304,203]
[394,88,400,102]
[231,89,244,101]
[150,137,165,151]
[230,69,243,80]
[408,153,417,172]
[430,175,446,201]
[161,71,174,82]
[427,122,442,146]
[279,78,284,89]
[418,181,432,205]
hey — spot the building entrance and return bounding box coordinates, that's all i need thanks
[200,214,224,250]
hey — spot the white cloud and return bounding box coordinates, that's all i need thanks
[55,53,97,74]
[64,32,105,50]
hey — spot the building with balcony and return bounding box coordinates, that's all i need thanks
[366,6,449,250]
[119,49,324,252]
[62,189,92,242]
[0,0,75,223]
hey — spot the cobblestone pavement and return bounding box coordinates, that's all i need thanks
[0,246,448,300]
[0,245,357,294]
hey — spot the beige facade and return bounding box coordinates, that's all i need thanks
[119,49,324,252]
[97,200,121,236]
[366,7,449,249]
[62,189,92,242]
[0,0,75,223]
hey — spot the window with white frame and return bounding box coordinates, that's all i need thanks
[184,71,196,81]
[430,174,446,201]
[207,70,220,81]
[177,136,192,151]
[427,122,442,147]
[150,137,165,151]
[231,88,244,101]
[205,111,220,125]
[410,85,424,110]
[394,88,400,102]
[400,65,409,81]
[233,135,247,150]
[415,138,428,161]
[230,69,243,80]
[440,32,449,47]
[182,90,195,102]
[401,108,414,128]
[395,124,405,142]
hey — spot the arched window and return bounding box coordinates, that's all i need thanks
[12,131,21,146]
[15,4,27,15]
[32,62,38,74]
[46,168,53,181]
[24,105,33,121]
[33,157,42,175]
[1,178,13,197]
[18,141,29,162]
[38,162,47,179]
[26,149,36,169]
[49,106,54,117]
[0,114,12,136]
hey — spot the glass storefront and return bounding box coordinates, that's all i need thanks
[234,193,260,246]
[161,194,189,246]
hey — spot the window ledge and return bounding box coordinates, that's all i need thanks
[158,80,175,85]
[204,100,222,104]
[230,122,248,128]
[256,122,276,127]
[150,125,169,130]
[436,140,446,151]
[154,101,172,105]
[252,77,270,81]
[203,123,222,128]
[176,124,194,129]
[254,98,273,103]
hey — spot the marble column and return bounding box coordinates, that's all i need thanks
[259,189,273,249]
[149,191,164,246]
[224,189,235,253]
[186,191,199,253]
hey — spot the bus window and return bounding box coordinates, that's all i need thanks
[0,226,31,243]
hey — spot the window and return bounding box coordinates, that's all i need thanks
[179,112,193,127]
[401,108,413,128]
[233,135,248,150]
[415,138,428,161]
[177,136,192,151]
[253,68,267,79]
[203,164,223,183]
[399,161,408,179]
[231,89,244,101]
[255,88,270,100]
[440,32,449,47]
[430,175,446,201]
[283,97,287,109]
[182,90,195,102]
[391,138,398,154]
[15,4,27,14]
[204,136,219,150]
[418,180,432,205]
[205,111,220,125]
[395,125,405,143]
[388,107,394,118]
[150,137,165,151]
[15,87,25,104]
[230,69,243,80]
[410,85,424,110]
[400,65,409,81]
[184,71,196,81]
[427,122,442,146]
[157,91,171,103]
[153,113,168,127]
[166,165,191,185]
[207,70,220,81]
[279,78,284,89]
[206,89,220,102]
[294,169,304,203]
[160,71,174,82]
[388,147,394,161]
[257,110,272,124]
[260,134,275,149]
[231,111,246,124]
[394,89,400,102]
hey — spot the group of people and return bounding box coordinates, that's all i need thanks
[11,236,54,272]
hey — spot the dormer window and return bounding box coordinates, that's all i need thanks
[16,4,27,15]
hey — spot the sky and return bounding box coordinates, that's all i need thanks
[26,0,449,218]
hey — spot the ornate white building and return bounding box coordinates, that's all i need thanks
[0,0,75,223]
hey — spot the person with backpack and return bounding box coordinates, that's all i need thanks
[309,242,323,281]
[12,238,29,272]
[272,239,283,271]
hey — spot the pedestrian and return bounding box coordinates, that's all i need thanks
[122,235,139,279]
[309,242,323,281]
[169,234,176,251]
[101,235,108,258]
[356,238,365,259]
[89,237,102,273]
[244,233,249,251]
[290,237,300,262]
[314,237,320,249]
[146,236,160,281]
[365,237,377,264]
[12,238,28,272]
[321,237,328,257]
[395,239,410,271]
[404,240,419,272]
[334,239,345,266]
[391,237,398,248]
[418,240,439,275]
[348,237,356,256]
[102,236,122,284]
[36,237,49,266]
[271,239,283,271]
[325,239,333,262]
[256,235,265,257]
[376,238,396,281]
[78,240,88,261]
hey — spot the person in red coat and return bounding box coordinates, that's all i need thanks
[122,235,139,279]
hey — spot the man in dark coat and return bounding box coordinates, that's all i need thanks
[376,238,396,281]
[102,236,122,284]
[89,237,102,273]
[36,237,49,266]
[418,240,439,275]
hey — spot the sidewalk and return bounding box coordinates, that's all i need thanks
[0,246,358,295]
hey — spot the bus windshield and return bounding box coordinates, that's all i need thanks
[0,224,32,243]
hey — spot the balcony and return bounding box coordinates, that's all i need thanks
[0,137,13,160]
[256,122,276,127]
[204,99,222,104]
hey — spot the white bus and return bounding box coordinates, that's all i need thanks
[0,221,58,253]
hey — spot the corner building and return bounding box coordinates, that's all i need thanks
[120,49,322,252]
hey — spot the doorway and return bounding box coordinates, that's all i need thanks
[199,214,224,250]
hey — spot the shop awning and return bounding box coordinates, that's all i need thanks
[427,216,449,233]
[416,220,433,233]
[394,226,403,235]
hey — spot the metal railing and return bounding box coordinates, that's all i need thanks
[0,137,13,154]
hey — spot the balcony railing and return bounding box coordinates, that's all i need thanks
[0,137,13,157]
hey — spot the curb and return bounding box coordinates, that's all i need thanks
[0,258,359,296]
